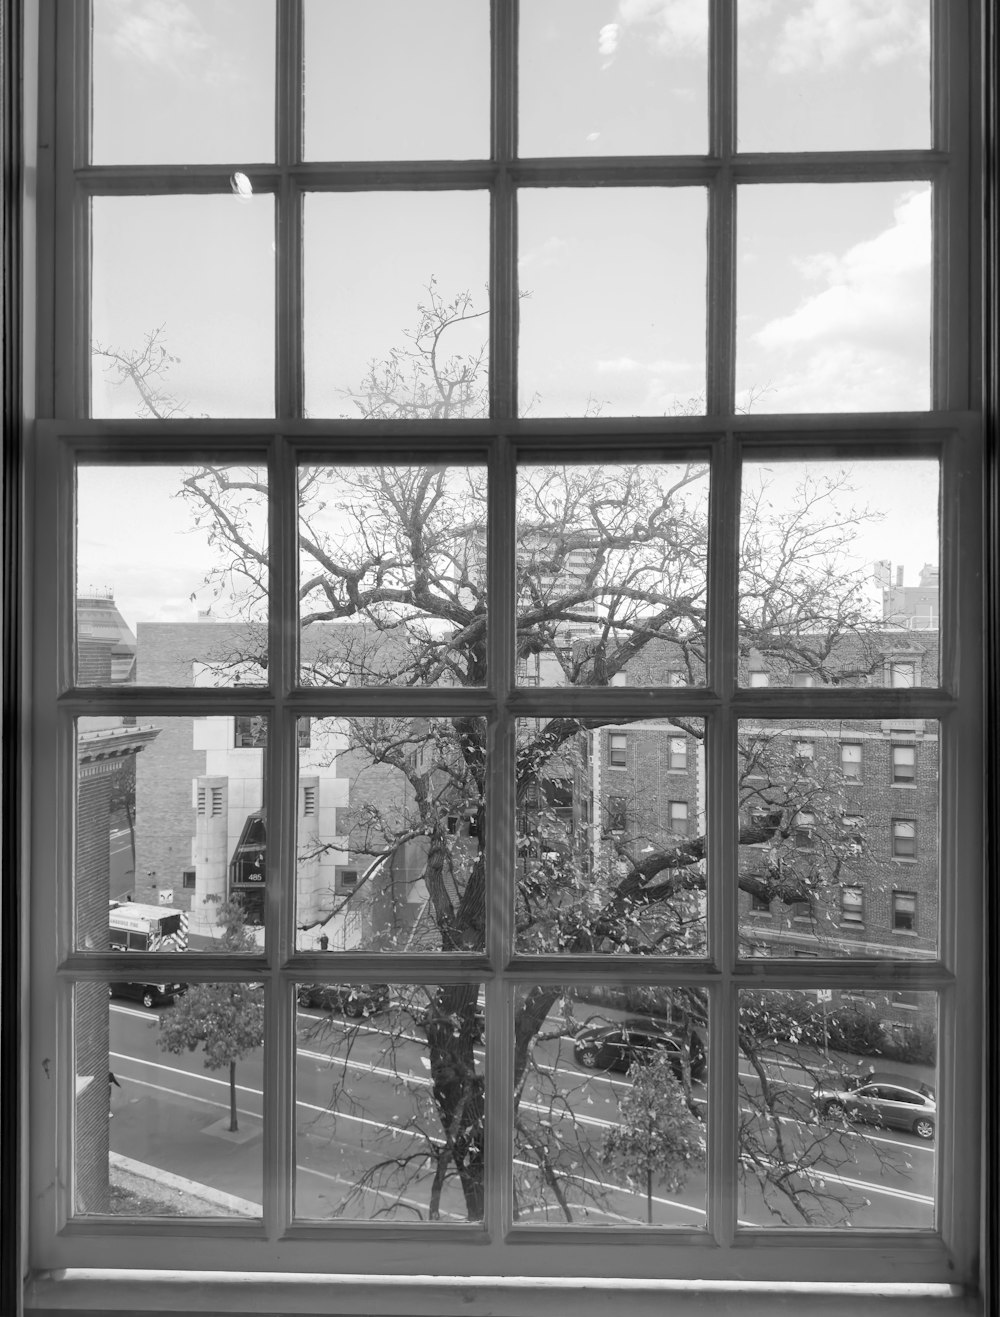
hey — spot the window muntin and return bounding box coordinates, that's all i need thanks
[27,0,984,1296]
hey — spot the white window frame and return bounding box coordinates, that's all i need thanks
[14,0,992,1312]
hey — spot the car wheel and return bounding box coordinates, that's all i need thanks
[344,997,364,1018]
[914,1116,935,1140]
[142,990,155,1009]
[576,1046,600,1068]
[108,986,114,999]
[824,1099,847,1121]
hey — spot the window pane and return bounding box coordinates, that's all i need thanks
[514,984,707,1226]
[295,981,484,1221]
[304,192,489,417]
[76,716,270,951]
[737,0,930,152]
[92,0,275,165]
[77,980,264,1216]
[737,720,939,960]
[519,188,707,416]
[297,464,488,687]
[516,462,709,686]
[736,183,931,412]
[516,718,706,957]
[76,464,269,686]
[303,0,488,160]
[297,718,486,953]
[739,458,939,687]
[738,990,937,1228]
[91,196,274,418]
[519,0,708,157]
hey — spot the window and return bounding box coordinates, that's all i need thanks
[841,814,865,856]
[17,0,990,1309]
[668,736,687,770]
[607,796,628,833]
[840,886,865,926]
[892,743,916,784]
[790,672,817,688]
[750,890,771,913]
[793,739,815,764]
[890,660,916,688]
[794,811,816,849]
[668,800,689,834]
[893,891,918,932]
[607,732,627,768]
[892,820,918,860]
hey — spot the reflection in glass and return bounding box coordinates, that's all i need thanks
[738,459,939,687]
[736,720,939,961]
[515,463,709,686]
[92,0,275,165]
[736,183,931,412]
[738,990,936,1228]
[296,718,486,953]
[738,0,930,152]
[515,718,706,957]
[304,193,489,417]
[76,716,270,950]
[513,985,707,1225]
[304,0,488,161]
[295,982,484,1221]
[91,196,275,418]
[518,188,707,417]
[77,982,263,1216]
[519,0,707,157]
[297,465,488,687]
[76,464,269,685]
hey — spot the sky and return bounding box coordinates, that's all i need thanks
[82,0,936,624]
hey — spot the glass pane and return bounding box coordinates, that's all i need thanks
[77,464,269,686]
[516,718,706,957]
[514,984,707,1225]
[304,193,489,417]
[516,462,709,686]
[76,716,271,949]
[297,464,487,686]
[296,718,486,952]
[519,0,708,157]
[295,981,484,1221]
[738,990,936,1228]
[92,0,275,165]
[77,980,264,1216]
[92,196,275,418]
[737,720,939,960]
[519,188,707,417]
[738,0,930,152]
[738,458,939,687]
[736,183,931,412]
[304,0,488,160]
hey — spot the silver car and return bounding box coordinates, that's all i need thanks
[813,1071,936,1140]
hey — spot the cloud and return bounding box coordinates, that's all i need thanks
[750,188,931,410]
[745,0,930,74]
[600,0,707,65]
[597,356,692,375]
[102,0,230,81]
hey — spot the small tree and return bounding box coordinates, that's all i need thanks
[156,896,264,1132]
[601,1056,706,1224]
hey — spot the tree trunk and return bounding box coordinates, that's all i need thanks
[229,1058,238,1132]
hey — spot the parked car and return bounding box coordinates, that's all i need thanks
[296,983,389,1017]
[109,981,186,1009]
[573,1018,707,1081]
[812,1072,936,1140]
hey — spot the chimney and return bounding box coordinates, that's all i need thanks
[896,567,904,587]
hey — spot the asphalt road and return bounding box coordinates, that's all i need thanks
[106,1000,935,1229]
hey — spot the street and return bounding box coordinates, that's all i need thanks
[105,1000,935,1228]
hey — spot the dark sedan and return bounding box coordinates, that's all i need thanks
[573,1018,706,1081]
[296,983,389,1017]
[109,981,186,1009]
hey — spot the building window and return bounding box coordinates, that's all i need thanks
[668,800,688,834]
[892,820,918,860]
[750,890,771,913]
[892,743,916,784]
[302,785,317,817]
[794,811,815,849]
[840,742,863,780]
[667,670,687,687]
[607,796,628,833]
[840,886,864,926]
[893,891,918,932]
[791,672,817,687]
[840,814,865,856]
[21,0,988,1303]
[890,660,916,688]
[793,739,815,765]
[181,867,195,891]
